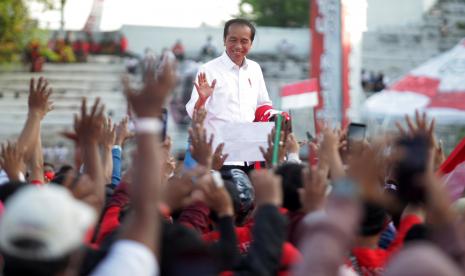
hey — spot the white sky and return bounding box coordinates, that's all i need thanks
[29,0,241,30]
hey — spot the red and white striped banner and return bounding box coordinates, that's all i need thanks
[280,79,319,110]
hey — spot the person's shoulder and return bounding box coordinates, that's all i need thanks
[246,58,264,72]
[197,55,224,74]
[203,55,223,67]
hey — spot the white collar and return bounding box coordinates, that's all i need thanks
[220,51,248,70]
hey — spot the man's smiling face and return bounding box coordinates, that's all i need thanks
[224,23,253,66]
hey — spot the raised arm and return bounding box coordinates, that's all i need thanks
[235,170,285,276]
[320,126,345,181]
[111,116,133,186]
[17,77,53,161]
[100,117,116,184]
[72,98,106,212]
[119,56,177,255]
[28,136,44,183]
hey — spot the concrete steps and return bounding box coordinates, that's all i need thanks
[0,58,127,146]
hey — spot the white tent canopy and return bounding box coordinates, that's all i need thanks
[362,39,465,125]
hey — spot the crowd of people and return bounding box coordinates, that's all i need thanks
[0,18,465,276]
[26,31,128,72]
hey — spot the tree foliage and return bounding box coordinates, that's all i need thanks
[0,0,55,63]
[238,0,310,27]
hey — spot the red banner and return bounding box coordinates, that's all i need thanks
[310,0,352,129]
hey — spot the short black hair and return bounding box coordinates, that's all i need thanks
[223,18,256,42]
[2,252,72,276]
[359,201,387,236]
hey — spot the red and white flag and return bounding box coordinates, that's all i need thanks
[280,79,319,110]
[440,137,465,202]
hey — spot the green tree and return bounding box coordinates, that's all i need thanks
[0,0,54,63]
[238,0,310,27]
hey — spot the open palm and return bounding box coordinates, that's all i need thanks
[194,72,216,100]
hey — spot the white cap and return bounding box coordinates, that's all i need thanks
[0,185,96,260]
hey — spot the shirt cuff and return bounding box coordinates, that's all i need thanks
[287,152,301,163]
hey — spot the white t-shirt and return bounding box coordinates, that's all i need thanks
[90,240,158,276]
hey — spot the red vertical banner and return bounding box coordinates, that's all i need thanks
[310,0,324,113]
[310,0,352,129]
[309,0,323,164]
[341,1,351,128]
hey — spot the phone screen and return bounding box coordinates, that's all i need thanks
[395,135,429,203]
[348,123,366,141]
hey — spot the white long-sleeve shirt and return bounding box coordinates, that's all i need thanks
[186,51,272,147]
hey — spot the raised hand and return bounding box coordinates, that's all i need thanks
[347,139,386,202]
[115,116,134,146]
[250,170,282,207]
[319,125,345,180]
[299,166,328,213]
[123,58,176,117]
[194,72,216,101]
[212,143,229,170]
[101,117,116,148]
[396,110,436,146]
[320,126,340,155]
[157,54,178,91]
[74,98,105,145]
[286,133,300,155]
[395,110,441,169]
[195,171,234,217]
[28,77,54,119]
[189,123,214,168]
[164,166,208,211]
[259,127,286,168]
[0,142,25,182]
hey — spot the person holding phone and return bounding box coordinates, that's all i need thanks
[185,19,285,170]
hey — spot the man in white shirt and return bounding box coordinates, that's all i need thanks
[186,19,275,168]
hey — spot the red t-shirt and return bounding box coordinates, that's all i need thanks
[95,206,121,245]
[349,215,423,275]
[203,225,301,275]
